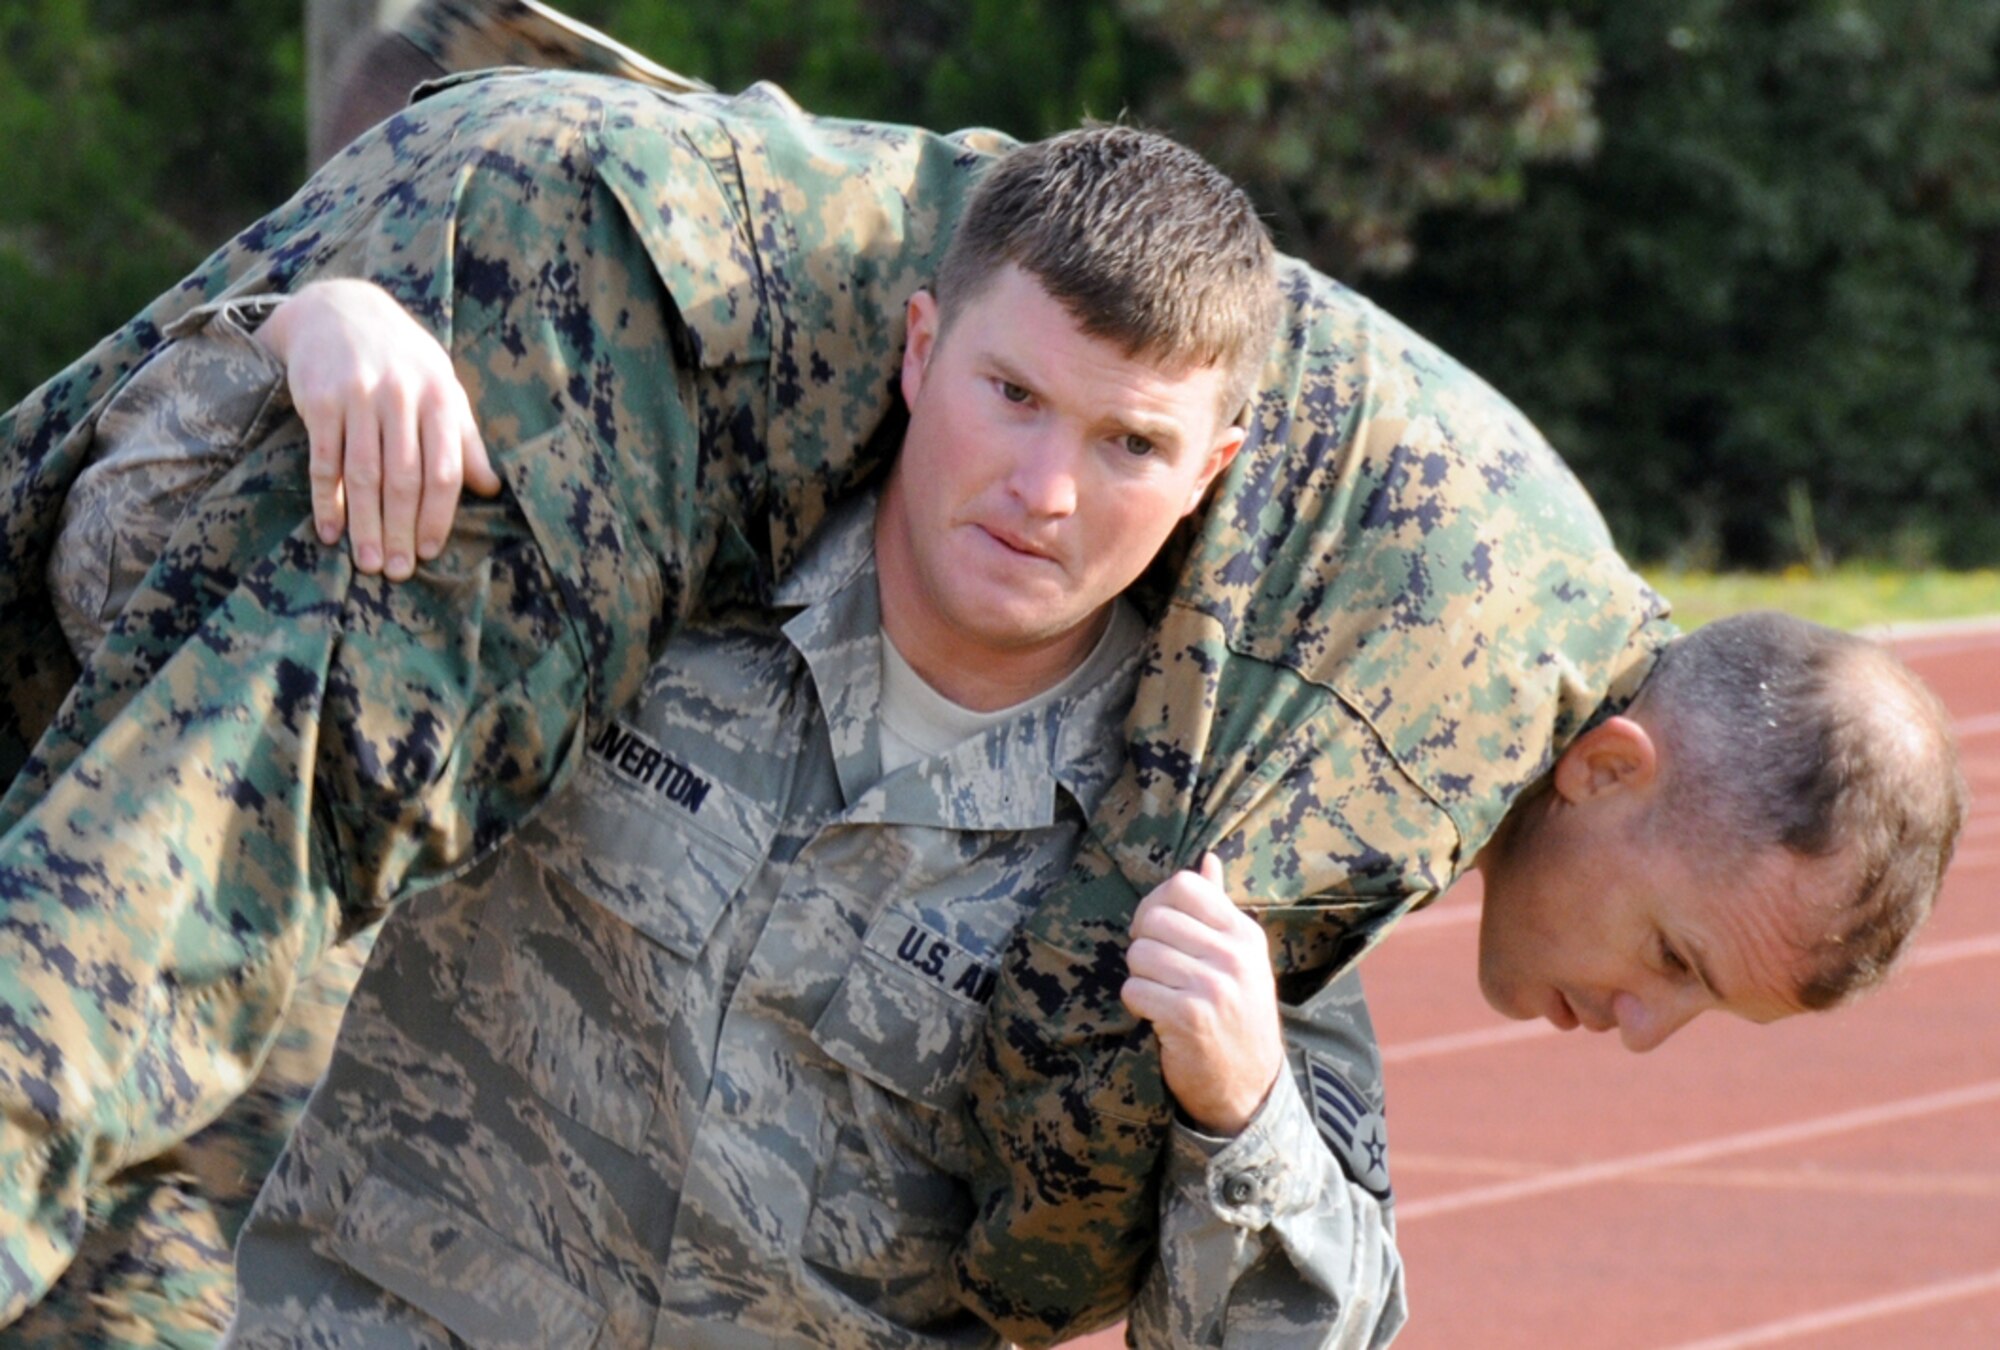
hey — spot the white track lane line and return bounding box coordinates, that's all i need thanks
[1381,1021,1553,1063]
[1661,1266,2000,1350]
[1954,710,2000,737]
[1907,931,2000,967]
[1397,1078,2000,1222]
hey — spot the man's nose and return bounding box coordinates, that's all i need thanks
[1008,438,1080,517]
[1612,987,1704,1053]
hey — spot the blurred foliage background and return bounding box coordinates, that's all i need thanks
[7,0,2000,570]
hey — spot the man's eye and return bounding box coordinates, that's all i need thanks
[998,380,1031,404]
[1659,936,1690,977]
[1121,433,1156,457]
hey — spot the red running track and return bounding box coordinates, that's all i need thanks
[1063,621,1999,1348]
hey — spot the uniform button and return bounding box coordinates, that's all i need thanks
[1223,1176,1256,1206]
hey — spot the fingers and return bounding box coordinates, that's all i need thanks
[347,384,482,577]
[1122,940,1233,1033]
[461,419,500,499]
[1130,902,1246,969]
[1120,853,1285,1136]
[410,397,460,565]
[342,409,386,575]
[375,375,494,574]
[302,398,347,547]
[1131,854,1247,939]
[1126,909,1269,1006]
[1124,856,1273,1014]
[1116,963,1191,1032]
[378,392,427,579]
[261,280,491,574]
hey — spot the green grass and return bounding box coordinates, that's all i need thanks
[1640,565,2000,632]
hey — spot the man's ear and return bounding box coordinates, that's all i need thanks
[901,290,940,407]
[1551,714,1659,804]
[1184,423,1246,517]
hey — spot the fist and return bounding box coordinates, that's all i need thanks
[1121,853,1285,1136]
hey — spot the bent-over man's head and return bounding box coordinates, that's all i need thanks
[1475,612,1965,1051]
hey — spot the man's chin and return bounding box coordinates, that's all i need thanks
[942,596,1092,655]
[1475,965,1529,1021]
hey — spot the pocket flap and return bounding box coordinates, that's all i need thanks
[810,908,996,1113]
[330,1163,604,1350]
[597,120,769,370]
[521,752,762,960]
[494,416,665,723]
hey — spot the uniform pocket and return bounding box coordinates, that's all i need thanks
[457,752,762,1150]
[329,1158,605,1350]
[1252,893,1416,1009]
[799,904,1005,1307]
[493,415,665,726]
[799,1094,972,1313]
[809,901,1010,1115]
[520,748,764,960]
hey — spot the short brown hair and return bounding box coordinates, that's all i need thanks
[1643,613,1966,1007]
[935,124,1280,425]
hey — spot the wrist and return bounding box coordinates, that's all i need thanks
[252,288,314,361]
[1180,1060,1282,1138]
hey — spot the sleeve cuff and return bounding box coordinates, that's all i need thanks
[163,294,290,343]
[1166,1066,1327,1231]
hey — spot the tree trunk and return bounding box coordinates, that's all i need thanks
[304,0,420,165]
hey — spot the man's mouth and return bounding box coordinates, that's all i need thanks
[980,524,1053,561]
[1546,988,1581,1031]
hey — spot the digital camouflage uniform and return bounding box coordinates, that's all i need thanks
[0,47,1670,1350]
[959,252,1673,1337]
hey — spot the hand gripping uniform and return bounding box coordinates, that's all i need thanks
[0,66,1668,1350]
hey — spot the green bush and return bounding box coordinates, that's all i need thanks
[1,0,302,407]
[1376,1,2000,566]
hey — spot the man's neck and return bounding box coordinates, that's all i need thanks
[883,603,1111,713]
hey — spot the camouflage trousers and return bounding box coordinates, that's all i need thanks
[3,939,369,1350]
[11,298,395,1349]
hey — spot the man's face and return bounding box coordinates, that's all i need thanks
[875,264,1243,685]
[1474,718,1836,1052]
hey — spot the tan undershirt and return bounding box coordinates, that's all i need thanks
[878,599,1145,774]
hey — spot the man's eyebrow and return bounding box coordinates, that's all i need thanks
[986,353,1188,448]
[986,352,1040,393]
[1118,412,1186,448]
